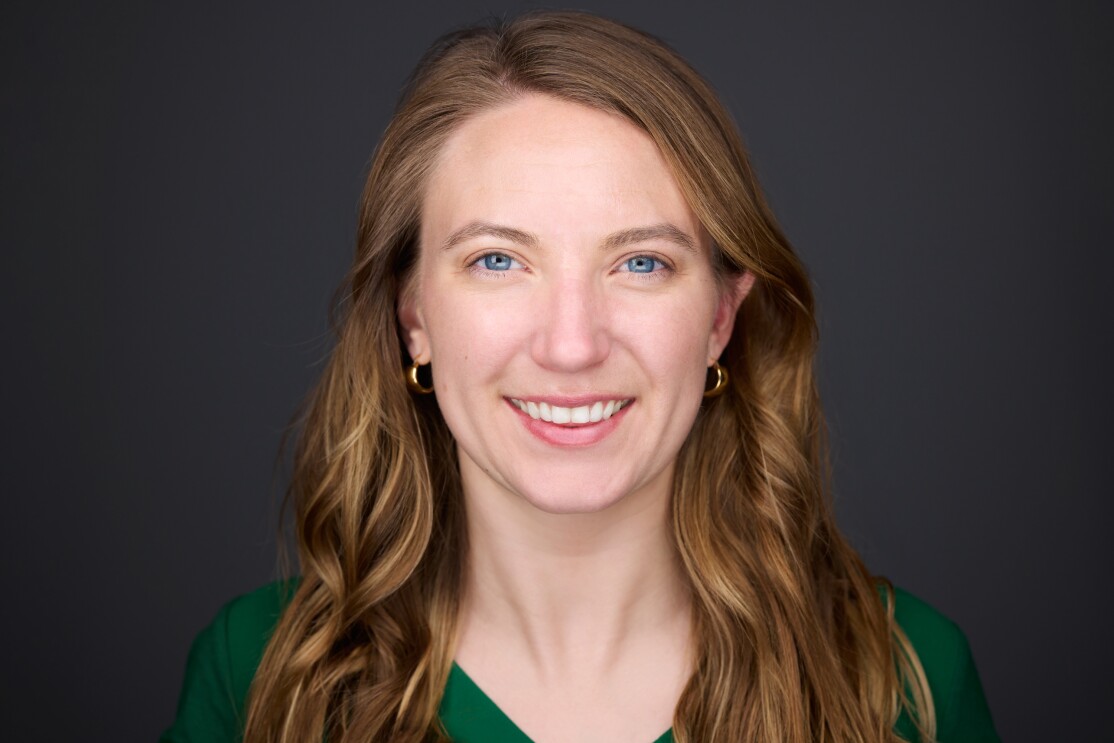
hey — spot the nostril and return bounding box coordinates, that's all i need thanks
[532,326,610,371]
[531,287,610,371]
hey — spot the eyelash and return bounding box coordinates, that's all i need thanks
[466,251,526,278]
[617,255,672,280]
[465,251,674,281]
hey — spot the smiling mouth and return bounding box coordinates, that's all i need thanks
[508,398,632,425]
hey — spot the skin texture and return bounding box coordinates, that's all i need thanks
[399,94,753,743]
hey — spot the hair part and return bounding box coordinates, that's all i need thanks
[243,11,934,743]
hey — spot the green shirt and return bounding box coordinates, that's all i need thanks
[161,582,998,742]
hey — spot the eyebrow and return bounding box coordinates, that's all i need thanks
[441,221,539,251]
[602,224,695,252]
[441,220,696,253]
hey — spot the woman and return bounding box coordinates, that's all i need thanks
[163,11,997,743]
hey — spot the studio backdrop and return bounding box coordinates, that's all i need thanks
[2,1,1111,741]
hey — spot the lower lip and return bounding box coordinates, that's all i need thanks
[507,400,633,447]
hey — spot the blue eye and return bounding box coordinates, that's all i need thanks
[624,256,661,274]
[482,253,515,271]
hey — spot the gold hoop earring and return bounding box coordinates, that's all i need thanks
[406,359,434,394]
[703,361,729,398]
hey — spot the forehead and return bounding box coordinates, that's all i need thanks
[420,94,700,245]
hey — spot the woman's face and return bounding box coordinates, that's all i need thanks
[401,94,751,515]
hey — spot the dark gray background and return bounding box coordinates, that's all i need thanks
[3,1,1111,741]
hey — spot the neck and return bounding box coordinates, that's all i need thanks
[456,456,691,677]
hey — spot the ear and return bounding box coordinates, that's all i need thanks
[707,270,756,362]
[397,283,431,364]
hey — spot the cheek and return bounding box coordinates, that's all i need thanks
[614,292,716,373]
[422,285,532,386]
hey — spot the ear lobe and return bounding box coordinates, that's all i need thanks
[397,289,431,363]
[708,270,756,361]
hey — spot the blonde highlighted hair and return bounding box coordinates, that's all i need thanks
[243,11,933,742]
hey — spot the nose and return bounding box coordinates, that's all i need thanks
[530,275,610,372]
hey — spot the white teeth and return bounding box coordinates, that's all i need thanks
[510,398,630,425]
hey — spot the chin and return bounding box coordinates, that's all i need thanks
[517,488,628,516]
[505,463,671,517]
[457,442,675,518]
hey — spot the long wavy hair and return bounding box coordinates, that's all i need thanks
[243,11,933,743]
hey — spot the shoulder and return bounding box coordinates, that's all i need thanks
[161,580,298,743]
[891,585,966,681]
[889,585,999,742]
[218,579,297,691]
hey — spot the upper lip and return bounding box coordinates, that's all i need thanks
[505,394,633,406]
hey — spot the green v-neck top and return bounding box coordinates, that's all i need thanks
[441,663,673,743]
[160,581,999,742]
